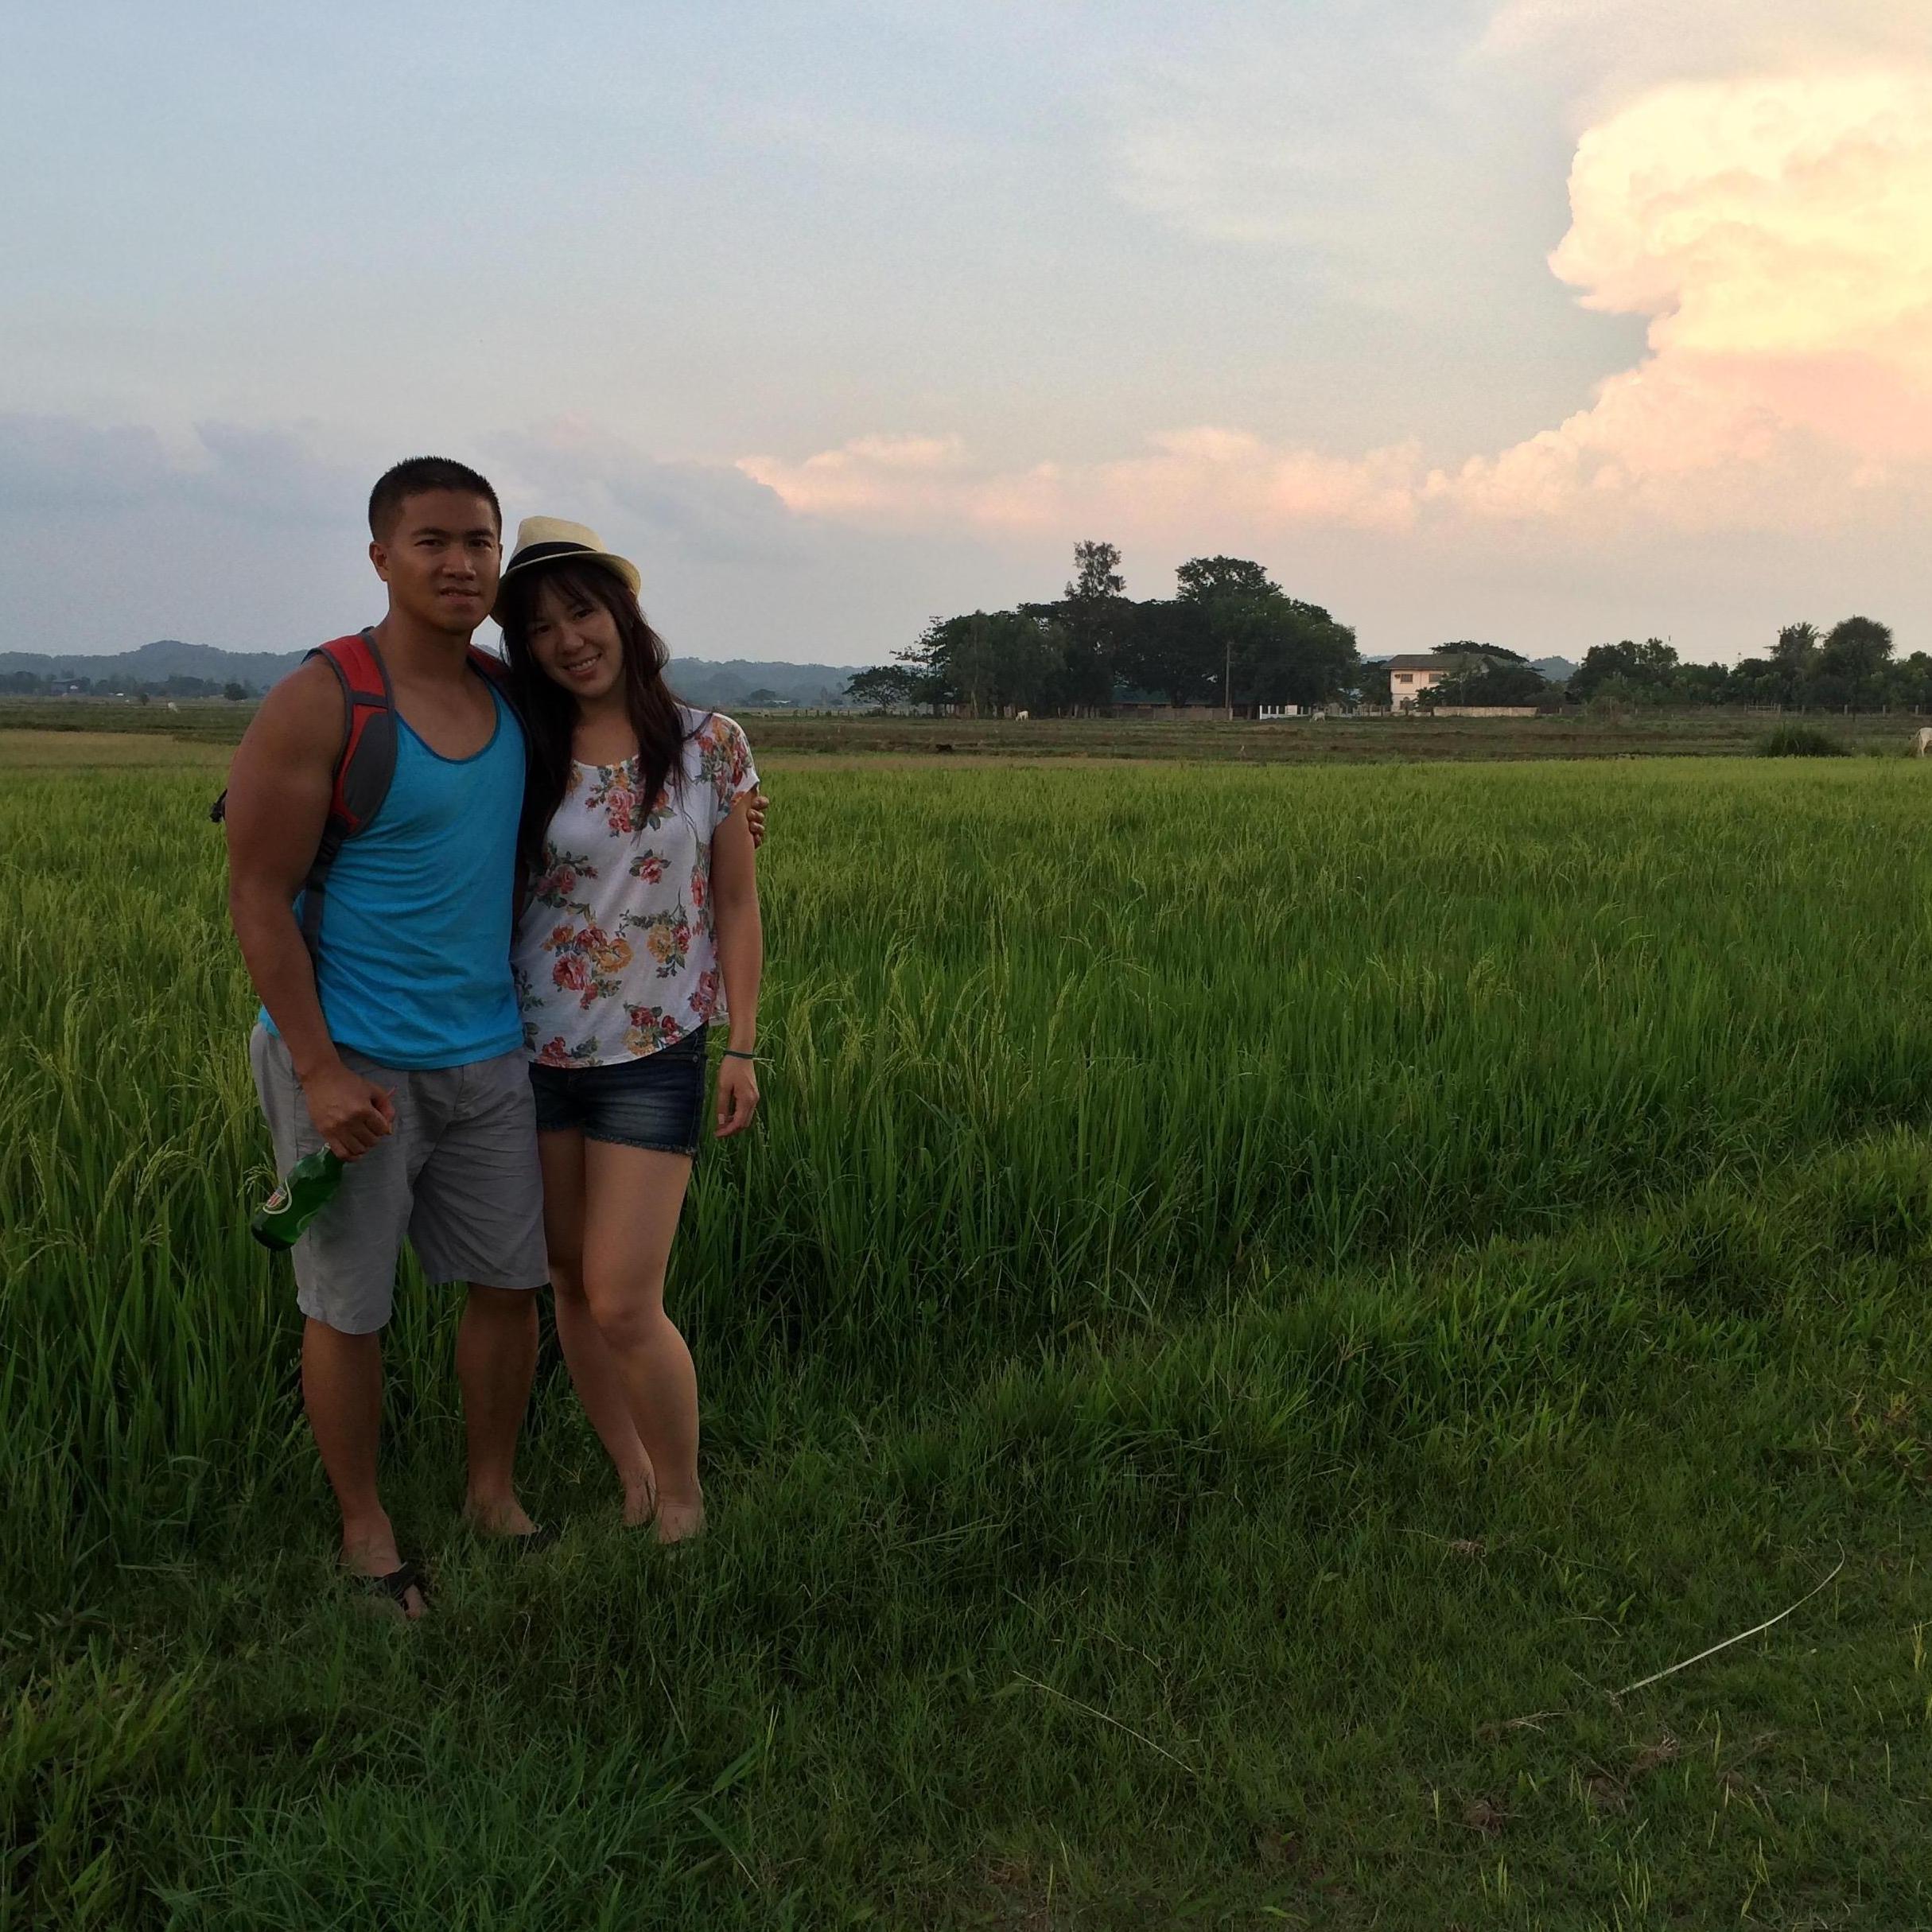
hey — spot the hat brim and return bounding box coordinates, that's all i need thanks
[492,543,643,627]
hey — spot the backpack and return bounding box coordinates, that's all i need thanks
[212,628,525,963]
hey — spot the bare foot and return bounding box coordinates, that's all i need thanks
[463,1493,538,1539]
[654,1495,706,1546]
[622,1479,658,1530]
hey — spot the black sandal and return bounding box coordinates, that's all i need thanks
[357,1559,429,1612]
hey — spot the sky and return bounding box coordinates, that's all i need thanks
[2,0,1927,666]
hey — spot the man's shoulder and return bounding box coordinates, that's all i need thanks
[266,632,377,695]
[255,654,344,729]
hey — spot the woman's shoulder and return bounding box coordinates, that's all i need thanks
[681,706,751,749]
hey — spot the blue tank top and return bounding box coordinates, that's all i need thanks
[263,685,526,1069]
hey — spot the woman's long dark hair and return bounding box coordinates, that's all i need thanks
[498,558,694,874]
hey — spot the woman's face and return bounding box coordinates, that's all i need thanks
[523,575,625,705]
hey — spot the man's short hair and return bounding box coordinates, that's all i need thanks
[368,457,501,540]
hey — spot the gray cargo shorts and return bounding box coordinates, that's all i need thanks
[250,1023,548,1335]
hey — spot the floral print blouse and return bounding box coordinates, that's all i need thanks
[512,709,759,1067]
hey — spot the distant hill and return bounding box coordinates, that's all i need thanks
[0,639,873,707]
[0,639,308,691]
[664,658,865,711]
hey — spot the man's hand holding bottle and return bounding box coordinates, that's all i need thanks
[299,1058,397,1160]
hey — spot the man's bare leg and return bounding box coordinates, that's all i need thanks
[301,1317,425,1618]
[457,1284,539,1535]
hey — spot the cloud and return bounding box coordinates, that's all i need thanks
[0,414,371,654]
[741,427,1420,541]
[481,420,1033,662]
[0,412,926,661]
[1437,70,1932,527]
[1481,0,1932,89]
[736,434,972,524]
[488,418,804,568]
[0,414,360,523]
[749,65,1932,546]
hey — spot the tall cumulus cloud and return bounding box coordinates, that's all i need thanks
[741,64,1932,548]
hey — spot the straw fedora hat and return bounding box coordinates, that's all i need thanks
[493,516,643,624]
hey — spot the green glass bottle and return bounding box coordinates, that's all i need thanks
[250,1148,344,1250]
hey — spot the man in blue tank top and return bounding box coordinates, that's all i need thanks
[225,458,547,1618]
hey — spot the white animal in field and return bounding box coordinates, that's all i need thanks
[1016,709,1029,721]
[1917,727,1932,756]
[166,702,179,713]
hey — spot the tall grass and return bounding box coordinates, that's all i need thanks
[6,755,1932,1925]
[6,756,1932,1572]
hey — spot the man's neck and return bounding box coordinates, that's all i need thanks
[374,611,475,683]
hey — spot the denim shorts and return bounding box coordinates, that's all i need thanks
[528,1028,708,1155]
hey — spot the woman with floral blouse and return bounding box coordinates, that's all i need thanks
[496,516,763,1543]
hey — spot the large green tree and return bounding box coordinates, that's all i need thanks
[1817,616,1893,684]
[1066,539,1125,602]
[1049,541,1129,713]
[1175,555,1277,603]
[1114,599,1217,707]
[1772,622,1820,674]
[912,609,1066,717]
[1431,639,1528,664]
[845,665,921,711]
[1226,597,1361,708]
[1168,556,1361,709]
[1425,660,1549,707]
[1567,637,1681,705]
[894,546,1368,716]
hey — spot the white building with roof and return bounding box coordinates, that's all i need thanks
[1386,652,1505,711]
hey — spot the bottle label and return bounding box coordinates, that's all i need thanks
[262,1185,290,1214]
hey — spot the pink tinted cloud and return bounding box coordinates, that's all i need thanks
[1442,71,1932,528]
[739,426,1421,538]
[744,68,1932,545]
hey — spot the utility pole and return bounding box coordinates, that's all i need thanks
[1225,636,1232,721]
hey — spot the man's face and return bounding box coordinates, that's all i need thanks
[370,490,501,636]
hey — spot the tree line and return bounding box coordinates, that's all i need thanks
[0,671,255,701]
[1561,620,1918,711]
[845,542,1910,719]
[845,545,1361,717]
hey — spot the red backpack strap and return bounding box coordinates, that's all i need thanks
[313,631,397,832]
[296,629,397,963]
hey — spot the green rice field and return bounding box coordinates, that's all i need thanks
[6,745,1932,1926]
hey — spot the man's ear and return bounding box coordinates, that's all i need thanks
[368,538,390,583]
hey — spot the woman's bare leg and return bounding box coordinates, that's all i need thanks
[538,1127,656,1524]
[579,1141,702,1542]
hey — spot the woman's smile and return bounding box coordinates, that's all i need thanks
[526,579,627,701]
